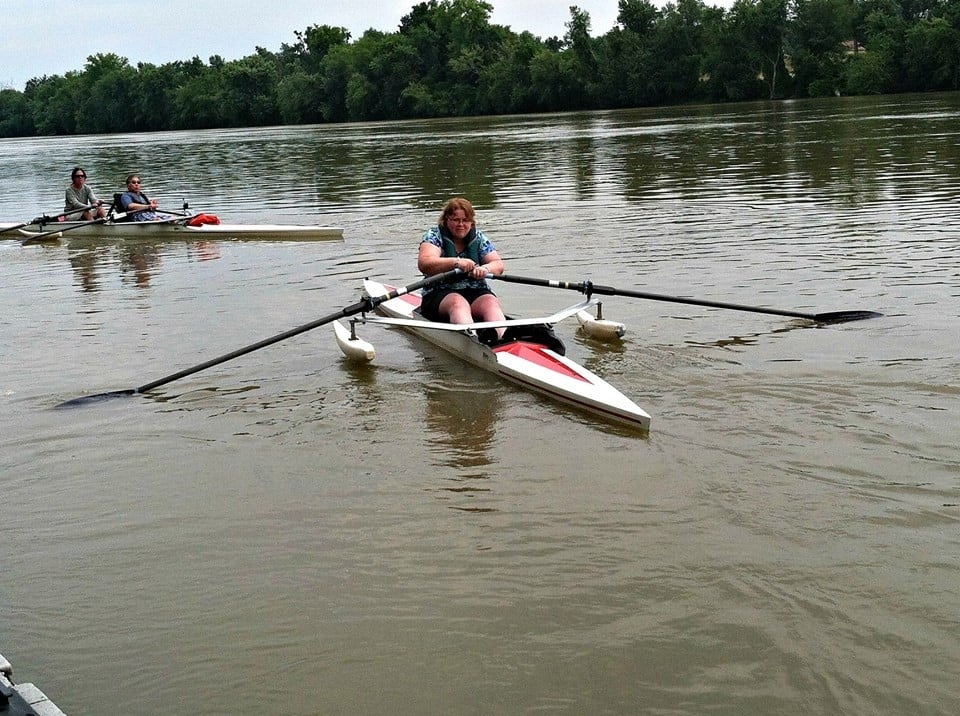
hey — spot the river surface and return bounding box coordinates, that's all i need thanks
[1,94,958,715]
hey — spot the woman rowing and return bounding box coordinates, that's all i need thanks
[417,197,506,339]
[64,167,107,220]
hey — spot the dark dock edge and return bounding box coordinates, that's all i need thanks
[0,653,66,716]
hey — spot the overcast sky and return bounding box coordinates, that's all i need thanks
[1,0,729,92]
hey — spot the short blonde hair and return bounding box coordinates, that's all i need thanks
[439,197,475,226]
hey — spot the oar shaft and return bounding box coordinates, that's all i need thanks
[135,302,368,393]
[127,270,461,396]
[587,284,819,321]
[490,273,879,324]
[21,212,130,244]
[1,204,96,237]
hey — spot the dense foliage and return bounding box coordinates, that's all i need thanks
[2,0,959,137]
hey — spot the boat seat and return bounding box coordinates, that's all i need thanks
[111,193,131,221]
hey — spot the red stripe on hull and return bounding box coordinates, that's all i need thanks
[493,342,587,382]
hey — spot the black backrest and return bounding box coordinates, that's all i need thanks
[112,193,130,221]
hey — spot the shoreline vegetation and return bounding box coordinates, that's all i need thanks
[2,0,958,138]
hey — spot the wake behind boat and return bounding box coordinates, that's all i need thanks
[338,278,651,431]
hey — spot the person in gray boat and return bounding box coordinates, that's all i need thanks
[64,167,108,220]
[119,174,167,221]
[417,196,506,338]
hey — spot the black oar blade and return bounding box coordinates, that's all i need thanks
[813,310,884,324]
[56,389,137,408]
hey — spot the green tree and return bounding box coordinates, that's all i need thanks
[397,0,502,116]
[787,0,854,97]
[7,0,960,135]
[618,0,659,34]
[284,24,352,75]
[729,0,790,99]
[220,50,281,127]
[564,6,600,104]
[594,0,659,107]
[372,33,426,118]
[701,6,767,100]
[648,0,708,103]
[845,0,907,93]
[25,74,80,135]
[317,40,362,122]
[903,16,960,90]
[477,31,547,114]
[172,62,227,129]
[137,58,209,131]
[529,47,584,110]
[277,71,324,124]
[0,89,34,136]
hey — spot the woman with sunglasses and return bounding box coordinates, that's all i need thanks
[417,196,506,339]
[119,174,166,221]
[64,167,107,220]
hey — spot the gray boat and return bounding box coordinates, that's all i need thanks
[0,653,66,716]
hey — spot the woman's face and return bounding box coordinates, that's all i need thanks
[445,209,473,241]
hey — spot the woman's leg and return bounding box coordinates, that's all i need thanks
[438,292,474,324]
[470,293,505,322]
[470,294,506,337]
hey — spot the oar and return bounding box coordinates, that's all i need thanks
[21,212,128,245]
[57,270,460,407]
[489,274,882,324]
[1,204,96,237]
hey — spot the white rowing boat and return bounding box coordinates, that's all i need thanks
[335,279,651,431]
[5,217,343,242]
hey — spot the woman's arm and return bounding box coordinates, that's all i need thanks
[418,241,466,275]
[480,250,504,277]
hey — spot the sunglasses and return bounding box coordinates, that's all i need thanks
[73,174,86,179]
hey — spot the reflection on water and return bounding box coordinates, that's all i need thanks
[424,381,499,467]
[65,240,223,292]
[67,247,108,292]
[119,244,161,288]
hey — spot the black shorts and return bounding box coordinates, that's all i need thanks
[420,287,495,321]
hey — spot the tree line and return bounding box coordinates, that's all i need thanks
[1,0,958,137]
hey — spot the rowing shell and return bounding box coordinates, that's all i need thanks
[7,220,343,242]
[352,279,651,431]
